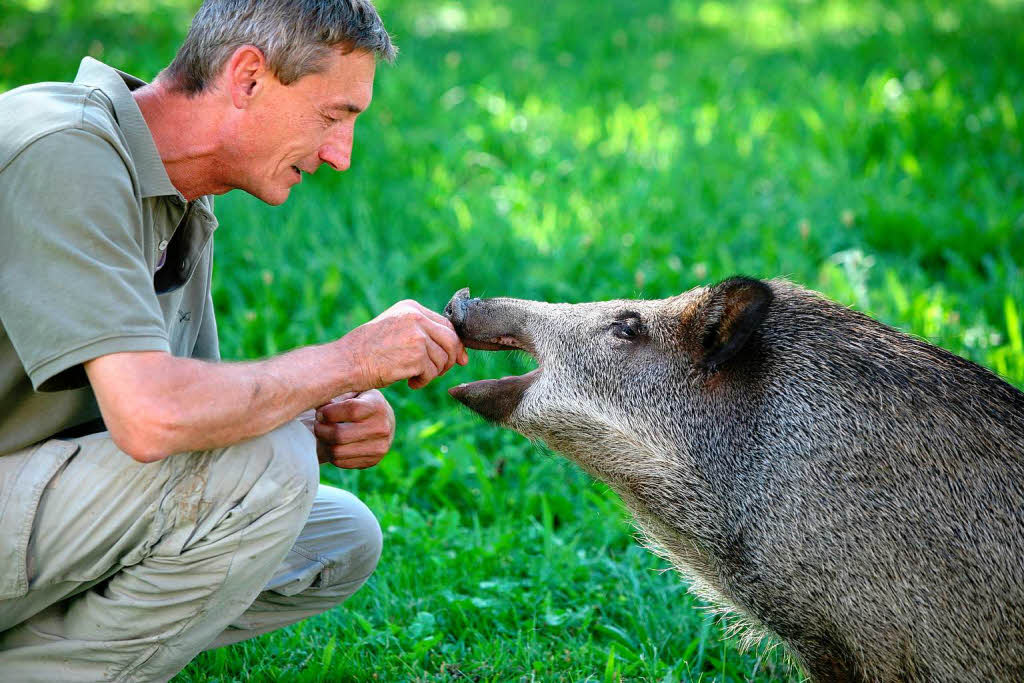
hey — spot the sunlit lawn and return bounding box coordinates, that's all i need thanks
[2,0,1022,680]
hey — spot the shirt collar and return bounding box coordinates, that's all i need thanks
[73,57,181,200]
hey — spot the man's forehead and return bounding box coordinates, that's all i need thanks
[317,49,375,94]
[298,49,375,108]
[322,47,377,80]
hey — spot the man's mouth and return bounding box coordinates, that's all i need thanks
[291,165,303,183]
[445,288,539,422]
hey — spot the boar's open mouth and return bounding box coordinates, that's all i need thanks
[444,288,539,423]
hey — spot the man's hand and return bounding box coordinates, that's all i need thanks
[337,299,469,390]
[303,390,396,469]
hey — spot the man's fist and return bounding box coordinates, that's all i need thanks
[306,390,396,469]
[338,299,468,390]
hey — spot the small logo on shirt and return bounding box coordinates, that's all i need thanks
[178,310,192,323]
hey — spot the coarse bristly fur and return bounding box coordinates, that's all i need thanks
[446,277,1024,683]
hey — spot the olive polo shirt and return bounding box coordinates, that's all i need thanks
[0,57,220,457]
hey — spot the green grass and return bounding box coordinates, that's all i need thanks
[3,0,1023,680]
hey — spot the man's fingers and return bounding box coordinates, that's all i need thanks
[332,455,384,470]
[393,299,454,330]
[319,395,377,423]
[408,335,448,390]
[391,300,463,374]
[422,318,464,376]
[331,439,391,458]
[330,438,391,460]
[314,418,392,445]
[423,335,449,376]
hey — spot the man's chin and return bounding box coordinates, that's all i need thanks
[245,185,291,206]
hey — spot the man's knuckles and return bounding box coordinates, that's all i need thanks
[323,402,373,423]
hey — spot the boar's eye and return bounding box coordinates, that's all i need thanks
[610,315,644,341]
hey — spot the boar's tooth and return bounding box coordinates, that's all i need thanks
[490,336,523,349]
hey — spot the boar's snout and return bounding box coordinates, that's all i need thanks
[444,287,472,330]
[445,288,539,423]
[443,288,533,352]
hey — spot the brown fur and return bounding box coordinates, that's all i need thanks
[447,277,1024,682]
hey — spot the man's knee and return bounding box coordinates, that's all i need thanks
[329,488,383,586]
[301,487,382,598]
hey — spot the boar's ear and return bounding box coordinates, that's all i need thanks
[684,277,773,372]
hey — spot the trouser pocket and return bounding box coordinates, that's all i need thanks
[0,440,80,601]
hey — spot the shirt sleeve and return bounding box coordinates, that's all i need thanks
[0,128,170,392]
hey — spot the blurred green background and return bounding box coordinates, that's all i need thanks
[3,0,1022,680]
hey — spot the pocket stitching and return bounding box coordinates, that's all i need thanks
[0,440,80,599]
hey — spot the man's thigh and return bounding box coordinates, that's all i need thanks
[0,422,318,633]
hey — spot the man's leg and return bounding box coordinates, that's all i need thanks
[0,421,319,682]
[207,484,383,649]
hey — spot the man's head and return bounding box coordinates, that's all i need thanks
[164,0,395,95]
[160,0,395,205]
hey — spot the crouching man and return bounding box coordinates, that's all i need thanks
[0,1,466,680]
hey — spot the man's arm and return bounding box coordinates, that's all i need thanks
[87,299,467,463]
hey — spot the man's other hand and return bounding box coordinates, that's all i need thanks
[338,299,469,390]
[306,390,396,469]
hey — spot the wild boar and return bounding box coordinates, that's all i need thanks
[444,277,1024,683]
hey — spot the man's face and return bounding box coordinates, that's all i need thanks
[236,48,376,205]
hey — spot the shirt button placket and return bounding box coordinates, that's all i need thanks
[156,239,169,270]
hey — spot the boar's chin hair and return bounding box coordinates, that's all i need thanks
[513,398,680,483]
[519,390,800,662]
[620,482,789,662]
[521,397,794,659]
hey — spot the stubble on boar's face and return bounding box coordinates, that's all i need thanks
[444,280,774,485]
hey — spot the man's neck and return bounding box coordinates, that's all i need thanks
[133,81,233,202]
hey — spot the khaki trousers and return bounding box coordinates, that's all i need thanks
[0,420,382,682]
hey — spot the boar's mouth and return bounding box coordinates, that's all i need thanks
[444,288,539,423]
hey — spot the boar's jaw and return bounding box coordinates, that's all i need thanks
[458,335,530,353]
[449,368,540,423]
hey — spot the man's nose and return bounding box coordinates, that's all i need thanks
[319,126,354,171]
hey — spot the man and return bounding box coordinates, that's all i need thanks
[0,1,466,680]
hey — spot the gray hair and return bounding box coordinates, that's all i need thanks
[164,0,396,94]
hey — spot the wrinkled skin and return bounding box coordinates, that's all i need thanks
[446,278,1024,683]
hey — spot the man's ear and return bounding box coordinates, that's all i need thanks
[225,45,271,108]
[681,276,773,372]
